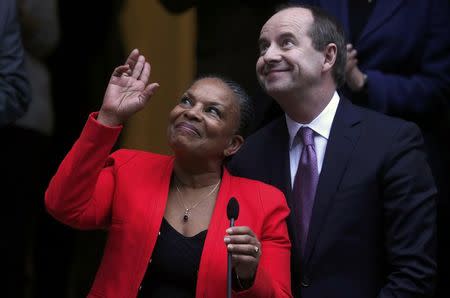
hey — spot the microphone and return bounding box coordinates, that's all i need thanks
[227,197,239,298]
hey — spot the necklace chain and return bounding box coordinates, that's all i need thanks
[174,177,221,222]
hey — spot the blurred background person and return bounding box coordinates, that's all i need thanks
[16,0,60,296]
[290,1,450,297]
[42,1,126,296]
[0,0,30,126]
[0,0,32,296]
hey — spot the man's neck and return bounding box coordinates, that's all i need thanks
[280,85,336,124]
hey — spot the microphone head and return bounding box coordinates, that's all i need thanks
[227,197,239,220]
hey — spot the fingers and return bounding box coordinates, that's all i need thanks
[140,83,160,103]
[347,49,357,60]
[125,49,139,71]
[224,234,255,245]
[139,62,151,83]
[224,226,261,257]
[227,243,261,257]
[132,55,145,79]
[226,226,256,237]
[112,65,130,77]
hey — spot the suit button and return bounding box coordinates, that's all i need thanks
[149,258,152,263]
[301,277,310,287]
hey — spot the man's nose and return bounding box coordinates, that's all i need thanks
[263,45,282,63]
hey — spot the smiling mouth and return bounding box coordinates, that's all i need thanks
[175,122,201,137]
[264,68,288,76]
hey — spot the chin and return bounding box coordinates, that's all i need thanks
[263,82,289,95]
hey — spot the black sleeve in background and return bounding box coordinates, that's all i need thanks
[158,0,197,14]
[0,0,31,126]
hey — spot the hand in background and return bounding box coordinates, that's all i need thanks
[98,49,159,126]
[345,44,366,92]
[224,226,261,288]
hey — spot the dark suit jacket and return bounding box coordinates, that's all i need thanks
[228,98,437,298]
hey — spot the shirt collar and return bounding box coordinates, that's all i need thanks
[286,91,340,148]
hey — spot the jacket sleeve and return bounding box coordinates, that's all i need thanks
[378,122,437,297]
[235,185,292,298]
[0,0,31,126]
[45,113,125,230]
[365,0,450,119]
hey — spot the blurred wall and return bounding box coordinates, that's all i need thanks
[121,0,195,154]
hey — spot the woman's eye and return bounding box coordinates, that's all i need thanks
[206,107,221,117]
[180,96,192,106]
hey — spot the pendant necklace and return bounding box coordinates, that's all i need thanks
[174,178,221,223]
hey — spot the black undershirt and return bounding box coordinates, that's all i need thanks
[138,218,207,298]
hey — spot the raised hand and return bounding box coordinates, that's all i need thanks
[98,49,159,126]
[224,226,262,289]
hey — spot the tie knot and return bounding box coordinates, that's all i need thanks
[298,126,314,146]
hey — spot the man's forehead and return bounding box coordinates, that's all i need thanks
[260,8,312,37]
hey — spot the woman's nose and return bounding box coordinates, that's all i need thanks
[184,104,202,120]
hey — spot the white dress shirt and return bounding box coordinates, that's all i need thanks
[286,92,340,188]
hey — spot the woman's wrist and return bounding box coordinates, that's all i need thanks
[233,269,255,291]
[97,110,122,127]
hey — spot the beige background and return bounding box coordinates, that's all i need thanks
[120,0,196,154]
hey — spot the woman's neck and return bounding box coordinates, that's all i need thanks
[172,159,222,188]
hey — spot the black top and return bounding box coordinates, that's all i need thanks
[138,218,207,298]
[348,0,377,44]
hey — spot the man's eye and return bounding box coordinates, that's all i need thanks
[259,43,269,55]
[282,39,294,47]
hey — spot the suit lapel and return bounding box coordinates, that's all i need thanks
[196,169,232,297]
[268,118,292,197]
[302,98,362,267]
[358,0,404,43]
[264,118,305,270]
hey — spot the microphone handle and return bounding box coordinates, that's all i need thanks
[227,217,235,298]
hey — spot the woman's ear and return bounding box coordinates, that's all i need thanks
[224,135,244,157]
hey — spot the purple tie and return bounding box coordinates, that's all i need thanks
[293,127,319,256]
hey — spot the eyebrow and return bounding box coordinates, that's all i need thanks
[184,91,225,107]
[259,31,297,44]
[279,32,297,39]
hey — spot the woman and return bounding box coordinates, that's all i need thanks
[45,49,291,298]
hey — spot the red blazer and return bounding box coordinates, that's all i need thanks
[45,114,292,298]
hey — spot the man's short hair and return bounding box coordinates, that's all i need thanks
[277,4,347,87]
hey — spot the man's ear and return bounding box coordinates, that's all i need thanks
[224,135,244,157]
[323,43,337,73]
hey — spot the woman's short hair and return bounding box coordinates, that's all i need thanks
[195,75,254,138]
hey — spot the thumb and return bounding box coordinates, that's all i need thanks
[140,83,160,105]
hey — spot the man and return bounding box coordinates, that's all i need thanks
[289,2,450,295]
[228,5,437,298]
